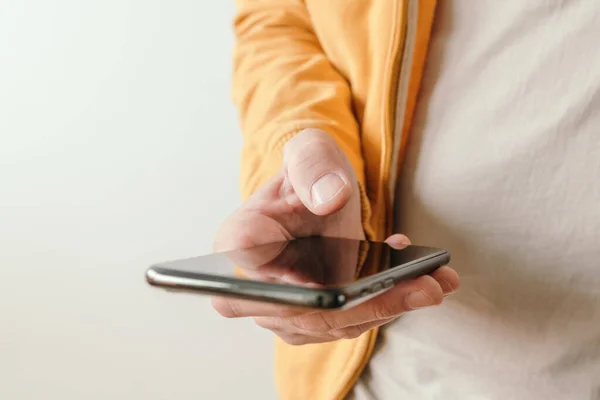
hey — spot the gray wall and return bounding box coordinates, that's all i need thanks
[0,1,275,398]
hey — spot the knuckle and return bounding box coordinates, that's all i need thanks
[294,150,326,172]
[286,147,332,179]
[213,217,254,253]
[372,302,397,321]
[288,315,310,330]
[285,133,336,165]
[214,232,254,253]
[214,207,280,253]
[330,325,363,340]
[292,313,337,333]
[316,313,339,332]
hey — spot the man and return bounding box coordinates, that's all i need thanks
[214,1,600,399]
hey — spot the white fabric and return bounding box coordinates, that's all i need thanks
[351,0,600,399]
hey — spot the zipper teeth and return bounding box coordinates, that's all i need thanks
[388,0,419,236]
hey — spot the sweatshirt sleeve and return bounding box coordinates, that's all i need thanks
[231,0,373,239]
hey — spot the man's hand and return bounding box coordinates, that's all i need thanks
[212,129,459,345]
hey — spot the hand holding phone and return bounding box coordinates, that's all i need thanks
[152,129,459,344]
[146,234,459,345]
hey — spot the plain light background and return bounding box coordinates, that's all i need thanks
[0,1,276,399]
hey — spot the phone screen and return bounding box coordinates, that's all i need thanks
[150,237,445,287]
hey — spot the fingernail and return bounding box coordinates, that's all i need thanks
[405,290,435,310]
[399,237,411,246]
[310,173,346,206]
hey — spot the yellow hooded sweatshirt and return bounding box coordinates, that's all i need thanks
[231,0,437,398]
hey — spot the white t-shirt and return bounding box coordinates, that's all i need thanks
[351,1,600,399]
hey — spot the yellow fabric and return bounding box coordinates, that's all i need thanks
[231,1,437,398]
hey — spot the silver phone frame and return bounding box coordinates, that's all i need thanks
[146,246,450,309]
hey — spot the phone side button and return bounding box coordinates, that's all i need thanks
[361,288,371,297]
[371,282,383,293]
[383,278,395,288]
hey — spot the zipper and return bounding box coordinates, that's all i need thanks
[338,4,434,400]
[384,0,419,237]
[336,5,428,400]
[379,0,406,240]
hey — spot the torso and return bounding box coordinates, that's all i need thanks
[352,0,600,398]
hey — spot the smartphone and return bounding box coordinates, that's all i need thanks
[145,236,450,310]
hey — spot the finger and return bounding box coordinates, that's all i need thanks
[211,296,312,319]
[279,274,446,333]
[270,330,333,346]
[385,234,412,249]
[258,316,394,340]
[213,208,291,254]
[283,129,355,216]
[212,170,294,254]
[431,265,460,295]
[385,233,459,295]
[212,263,460,320]
[328,317,395,340]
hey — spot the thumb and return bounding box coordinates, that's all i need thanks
[283,129,355,216]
